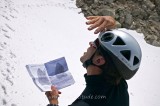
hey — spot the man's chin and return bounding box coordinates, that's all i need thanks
[80,56,85,63]
[80,56,83,63]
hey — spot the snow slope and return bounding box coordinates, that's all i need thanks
[0,0,160,106]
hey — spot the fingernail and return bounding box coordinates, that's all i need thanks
[88,27,92,30]
[94,30,98,34]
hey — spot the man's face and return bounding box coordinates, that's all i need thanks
[80,42,97,63]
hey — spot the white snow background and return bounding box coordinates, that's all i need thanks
[0,0,160,106]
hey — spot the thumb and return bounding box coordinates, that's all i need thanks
[51,86,56,91]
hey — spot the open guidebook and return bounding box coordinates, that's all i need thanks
[26,57,75,92]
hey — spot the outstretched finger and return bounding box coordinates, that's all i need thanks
[86,16,97,20]
[94,21,107,34]
[88,18,103,30]
[86,17,99,25]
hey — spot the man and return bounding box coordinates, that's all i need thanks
[45,16,142,106]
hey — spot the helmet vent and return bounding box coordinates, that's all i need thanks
[120,50,131,61]
[133,56,139,65]
[101,33,114,42]
[113,37,126,45]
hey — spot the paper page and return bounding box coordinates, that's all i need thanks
[26,57,75,92]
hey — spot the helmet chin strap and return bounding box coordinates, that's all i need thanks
[83,50,99,69]
[82,47,109,70]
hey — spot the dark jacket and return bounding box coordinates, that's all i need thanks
[47,74,129,106]
[70,74,129,106]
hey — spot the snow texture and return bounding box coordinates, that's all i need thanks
[0,0,160,106]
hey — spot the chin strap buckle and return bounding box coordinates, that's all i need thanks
[82,59,93,69]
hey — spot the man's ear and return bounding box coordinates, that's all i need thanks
[93,56,106,66]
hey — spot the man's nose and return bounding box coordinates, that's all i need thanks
[89,42,96,48]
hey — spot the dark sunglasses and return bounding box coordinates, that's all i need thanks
[93,38,100,48]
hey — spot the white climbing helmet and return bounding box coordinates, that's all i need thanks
[98,29,142,80]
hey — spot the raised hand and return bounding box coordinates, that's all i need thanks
[86,16,116,34]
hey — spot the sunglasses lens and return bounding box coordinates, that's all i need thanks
[94,38,99,48]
